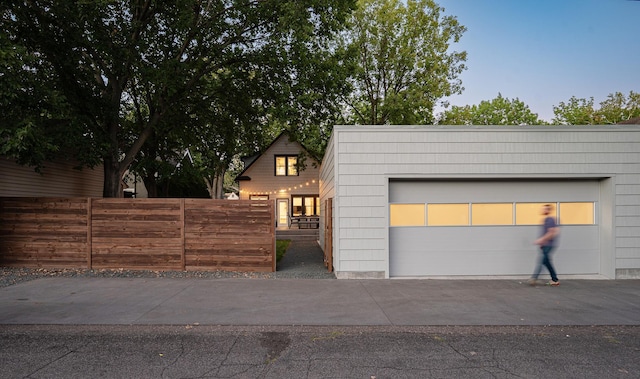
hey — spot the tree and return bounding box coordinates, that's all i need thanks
[1,0,355,197]
[552,91,640,125]
[597,91,640,124]
[340,0,467,125]
[551,96,599,125]
[438,94,545,125]
[0,31,96,169]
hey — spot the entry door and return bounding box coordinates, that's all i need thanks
[277,199,289,227]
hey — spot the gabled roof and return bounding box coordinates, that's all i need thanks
[617,116,640,125]
[235,131,319,181]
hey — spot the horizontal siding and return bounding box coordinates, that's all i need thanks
[324,126,640,277]
[616,217,640,227]
[337,152,640,164]
[338,127,640,143]
[618,248,640,259]
[337,142,640,154]
[319,132,336,252]
[238,135,320,200]
[617,258,640,269]
[1,157,103,197]
[336,163,639,175]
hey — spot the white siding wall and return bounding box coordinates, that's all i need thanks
[322,125,640,279]
[319,132,336,252]
[1,157,104,197]
[238,135,320,201]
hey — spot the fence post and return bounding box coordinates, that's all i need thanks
[180,198,186,271]
[86,197,92,269]
[271,200,276,272]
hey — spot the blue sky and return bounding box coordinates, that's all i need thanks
[436,0,640,122]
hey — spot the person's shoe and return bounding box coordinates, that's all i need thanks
[528,279,538,286]
[546,280,560,286]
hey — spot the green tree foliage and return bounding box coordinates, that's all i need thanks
[1,0,355,197]
[551,97,599,125]
[598,91,640,124]
[552,91,640,125]
[438,93,545,125]
[341,0,467,125]
[0,31,95,169]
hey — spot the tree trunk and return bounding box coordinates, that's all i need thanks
[103,157,124,198]
[143,175,158,198]
[204,169,226,199]
[213,172,224,199]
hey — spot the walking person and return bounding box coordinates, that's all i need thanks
[529,204,560,286]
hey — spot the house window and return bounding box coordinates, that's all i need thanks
[292,195,319,216]
[250,195,269,200]
[275,155,298,176]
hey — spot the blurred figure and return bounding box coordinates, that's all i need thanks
[529,204,560,286]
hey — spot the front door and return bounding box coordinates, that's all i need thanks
[277,199,289,227]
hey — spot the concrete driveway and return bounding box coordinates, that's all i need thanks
[1,277,638,326]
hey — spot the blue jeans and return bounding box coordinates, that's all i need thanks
[532,246,558,282]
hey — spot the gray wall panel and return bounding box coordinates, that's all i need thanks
[390,226,599,277]
[390,180,600,203]
[320,126,640,278]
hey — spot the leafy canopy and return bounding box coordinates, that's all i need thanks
[438,93,545,125]
[553,91,640,125]
[1,0,356,197]
[341,0,467,125]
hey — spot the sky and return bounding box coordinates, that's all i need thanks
[435,0,640,122]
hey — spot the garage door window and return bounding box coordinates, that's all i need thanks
[559,202,594,224]
[427,204,469,226]
[390,202,595,226]
[515,203,556,225]
[390,204,425,226]
[471,203,513,225]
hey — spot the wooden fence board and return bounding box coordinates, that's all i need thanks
[183,200,274,272]
[91,199,184,271]
[0,198,88,267]
[1,197,275,271]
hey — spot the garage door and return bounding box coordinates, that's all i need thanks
[389,180,600,277]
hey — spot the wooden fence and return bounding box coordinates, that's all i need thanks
[323,198,333,273]
[0,198,275,272]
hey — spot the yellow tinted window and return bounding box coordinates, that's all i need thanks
[288,156,298,175]
[275,157,286,176]
[559,202,594,224]
[390,204,425,226]
[428,204,469,226]
[472,203,513,225]
[515,203,556,225]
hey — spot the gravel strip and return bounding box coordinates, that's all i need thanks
[0,267,278,288]
[0,241,335,288]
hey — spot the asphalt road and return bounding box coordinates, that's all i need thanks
[2,324,639,378]
[2,241,639,379]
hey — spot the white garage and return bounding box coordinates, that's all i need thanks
[389,180,600,277]
[319,125,640,279]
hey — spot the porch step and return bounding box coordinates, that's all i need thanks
[276,229,319,241]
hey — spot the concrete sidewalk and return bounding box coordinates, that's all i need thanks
[1,277,639,326]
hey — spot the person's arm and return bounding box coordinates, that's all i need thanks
[535,226,558,245]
